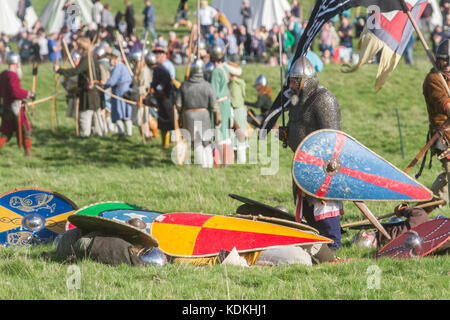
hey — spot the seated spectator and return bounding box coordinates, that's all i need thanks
[85,23,97,42]
[260,25,269,43]
[280,24,295,55]
[266,24,280,50]
[354,16,366,38]
[431,25,444,54]
[319,22,334,57]
[321,48,332,65]
[128,33,143,52]
[237,24,252,60]
[180,35,190,64]
[291,0,302,20]
[167,31,182,65]
[19,32,33,64]
[444,13,450,38]
[154,34,168,49]
[338,16,353,48]
[226,29,239,62]
[207,25,216,47]
[37,31,49,62]
[211,30,225,50]
[48,33,62,62]
[250,28,266,62]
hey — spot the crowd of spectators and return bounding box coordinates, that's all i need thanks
[1,0,446,69]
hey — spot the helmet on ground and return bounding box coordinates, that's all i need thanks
[351,231,377,248]
[140,247,167,266]
[6,51,21,65]
[254,74,268,87]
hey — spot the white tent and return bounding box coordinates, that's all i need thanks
[0,0,22,35]
[39,0,94,34]
[8,0,39,30]
[211,0,291,31]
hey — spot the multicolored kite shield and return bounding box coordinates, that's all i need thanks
[66,201,143,230]
[151,212,332,258]
[0,188,77,247]
[292,130,433,202]
[375,218,450,259]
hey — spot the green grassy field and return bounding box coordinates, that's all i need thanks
[0,0,448,301]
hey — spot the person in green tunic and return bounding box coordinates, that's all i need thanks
[227,62,248,164]
[209,45,233,166]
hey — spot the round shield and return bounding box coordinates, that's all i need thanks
[375,218,450,259]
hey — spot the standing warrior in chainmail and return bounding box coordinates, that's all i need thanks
[281,56,344,250]
[176,59,221,168]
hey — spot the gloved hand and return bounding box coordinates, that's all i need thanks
[277,126,288,143]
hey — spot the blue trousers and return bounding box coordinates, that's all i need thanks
[302,199,342,250]
[143,24,157,43]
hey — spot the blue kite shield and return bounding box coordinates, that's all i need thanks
[292,130,433,202]
[0,188,78,247]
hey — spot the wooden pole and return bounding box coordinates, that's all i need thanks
[404,132,439,174]
[354,202,391,240]
[116,32,134,77]
[396,108,405,159]
[184,26,196,80]
[75,97,80,136]
[31,62,38,116]
[62,38,75,68]
[17,109,23,148]
[32,92,63,106]
[343,199,445,228]
[51,54,60,133]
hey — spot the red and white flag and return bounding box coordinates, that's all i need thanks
[343,0,428,92]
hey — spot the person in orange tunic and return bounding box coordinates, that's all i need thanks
[422,39,450,208]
